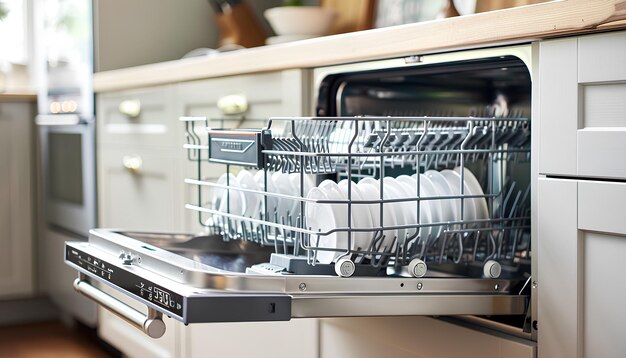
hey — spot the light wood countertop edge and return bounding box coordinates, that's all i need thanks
[0,93,37,102]
[94,0,626,93]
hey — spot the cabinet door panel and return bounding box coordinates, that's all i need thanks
[537,178,579,358]
[578,181,626,235]
[0,102,34,298]
[579,31,626,83]
[181,320,318,358]
[98,146,181,231]
[538,38,578,177]
[582,231,626,358]
[97,86,176,147]
[319,317,535,358]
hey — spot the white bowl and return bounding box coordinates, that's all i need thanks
[264,6,337,36]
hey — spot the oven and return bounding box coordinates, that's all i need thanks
[36,115,96,236]
[65,45,534,340]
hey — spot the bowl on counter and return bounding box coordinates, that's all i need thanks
[264,6,337,37]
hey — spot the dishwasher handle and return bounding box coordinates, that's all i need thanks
[73,277,166,338]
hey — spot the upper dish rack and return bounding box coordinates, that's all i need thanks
[182,115,531,278]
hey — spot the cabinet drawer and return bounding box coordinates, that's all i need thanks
[538,31,626,179]
[578,180,626,235]
[97,146,183,231]
[97,86,177,147]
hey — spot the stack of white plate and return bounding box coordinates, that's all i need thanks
[305,166,489,264]
[212,170,315,223]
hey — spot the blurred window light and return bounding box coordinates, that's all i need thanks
[0,0,27,64]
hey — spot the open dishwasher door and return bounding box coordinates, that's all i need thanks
[66,228,526,327]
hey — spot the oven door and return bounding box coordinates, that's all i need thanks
[38,115,96,237]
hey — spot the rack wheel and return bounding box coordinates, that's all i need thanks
[483,260,502,278]
[408,259,427,278]
[335,258,356,277]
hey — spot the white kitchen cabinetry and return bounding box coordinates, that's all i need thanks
[96,85,184,357]
[97,85,184,233]
[0,101,35,298]
[539,31,626,180]
[537,30,626,358]
[319,317,535,358]
[538,178,626,358]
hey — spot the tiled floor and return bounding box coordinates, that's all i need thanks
[0,321,115,358]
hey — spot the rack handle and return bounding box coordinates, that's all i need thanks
[73,278,166,339]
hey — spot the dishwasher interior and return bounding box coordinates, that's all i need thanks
[65,47,532,338]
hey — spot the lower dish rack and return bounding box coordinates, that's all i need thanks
[182,115,531,281]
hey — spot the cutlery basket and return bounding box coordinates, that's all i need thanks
[182,115,531,278]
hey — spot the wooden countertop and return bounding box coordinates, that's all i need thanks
[0,92,37,102]
[94,0,626,93]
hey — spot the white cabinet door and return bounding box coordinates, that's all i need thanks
[538,178,626,358]
[97,86,177,148]
[539,31,626,179]
[0,102,34,298]
[98,283,180,358]
[181,319,318,358]
[319,317,535,358]
[98,146,183,232]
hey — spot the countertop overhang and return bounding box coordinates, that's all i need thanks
[94,0,626,93]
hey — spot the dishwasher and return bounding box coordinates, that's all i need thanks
[65,45,533,340]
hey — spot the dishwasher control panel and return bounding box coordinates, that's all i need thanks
[66,246,184,317]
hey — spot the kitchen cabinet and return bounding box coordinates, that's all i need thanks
[98,146,183,232]
[96,84,185,357]
[537,30,626,358]
[97,85,185,233]
[538,178,626,358]
[0,101,35,298]
[539,31,626,180]
[319,317,535,358]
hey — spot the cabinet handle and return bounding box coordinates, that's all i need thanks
[217,94,248,115]
[122,155,143,173]
[73,278,166,338]
[118,99,141,117]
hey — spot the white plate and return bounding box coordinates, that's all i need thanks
[380,177,410,247]
[357,179,397,253]
[272,172,297,221]
[254,171,278,220]
[315,180,350,263]
[338,179,374,251]
[397,175,436,242]
[440,169,476,222]
[237,170,262,219]
[306,187,343,264]
[425,170,457,225]
[288,173,315,219]
[454,166,489,221]
[212,173,246,216]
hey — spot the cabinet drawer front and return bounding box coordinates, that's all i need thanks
[579,31,626,83]
[539,31,626,179]
[97,86,176,147]
[578,180,626,235]
[98,147,182,232]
